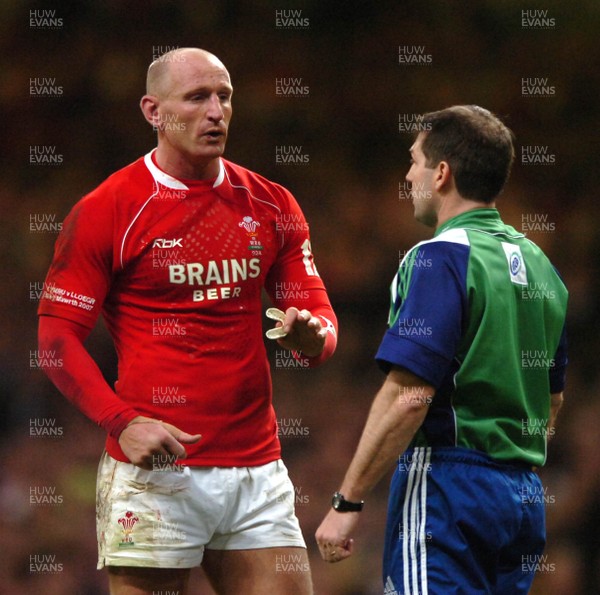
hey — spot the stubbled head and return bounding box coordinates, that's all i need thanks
[146,48,230,98]
[140,48,233,177]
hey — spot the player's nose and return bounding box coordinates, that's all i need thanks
[206,94,224,122]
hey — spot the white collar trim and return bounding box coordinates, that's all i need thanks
[143,150,224,190]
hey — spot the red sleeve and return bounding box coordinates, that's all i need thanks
[38,315,139,438]
[265,189,337,367]
[37,190,140,438]
[37,191,113,329]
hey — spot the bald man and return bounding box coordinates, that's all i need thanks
[38,48,337,595]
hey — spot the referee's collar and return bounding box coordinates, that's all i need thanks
[436,208,501,236]
[144,150,225,190]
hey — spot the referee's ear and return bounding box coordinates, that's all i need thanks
[434,160,453,192]
[140,94,161,129]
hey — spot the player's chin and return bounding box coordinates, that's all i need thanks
[196,140,226,157]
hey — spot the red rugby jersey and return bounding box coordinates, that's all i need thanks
[38,151,337,466]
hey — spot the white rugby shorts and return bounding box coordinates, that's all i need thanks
[96,452,306,569]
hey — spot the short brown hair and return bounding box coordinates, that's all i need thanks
[420,105,515,203]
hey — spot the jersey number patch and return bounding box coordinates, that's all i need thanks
[301,239,319,277]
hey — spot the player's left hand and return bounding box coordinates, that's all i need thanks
[315,508,359,563]
[276,307,327,357]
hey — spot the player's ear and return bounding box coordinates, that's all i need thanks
[140,95,161,130]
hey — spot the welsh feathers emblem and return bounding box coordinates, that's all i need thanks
[118,510,139,546]
[239,216,264,253]
[239,216,261,234]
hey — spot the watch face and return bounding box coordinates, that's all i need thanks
[332,492,363,512]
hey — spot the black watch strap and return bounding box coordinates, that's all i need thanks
[331,491,364,512]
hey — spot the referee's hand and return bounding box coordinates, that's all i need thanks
[315,508,357,563]
[118,416,202,470]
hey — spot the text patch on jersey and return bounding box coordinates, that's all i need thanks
[169,259,261,285]
[153,238,183,248]
[168,258,261,303]
[501,242,528,286]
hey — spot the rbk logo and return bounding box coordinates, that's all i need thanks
[153,238,183,248]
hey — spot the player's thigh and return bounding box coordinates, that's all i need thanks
[107,566,191,595]
[202,546,313,595]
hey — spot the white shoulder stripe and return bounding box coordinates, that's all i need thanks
[223,166,281,214]
[122,154,226,269]
[400,228,469,268]
[120,151,184,270]
[427,227,470,246]
[222,165,284,247]
[119,183,160,269]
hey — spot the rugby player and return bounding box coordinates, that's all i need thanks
[38,48,337,595]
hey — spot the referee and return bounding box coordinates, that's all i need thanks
[316,105,567,594]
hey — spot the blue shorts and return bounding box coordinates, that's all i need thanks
[383,447,546,595]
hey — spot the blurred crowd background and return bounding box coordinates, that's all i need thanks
[1,1,599,593]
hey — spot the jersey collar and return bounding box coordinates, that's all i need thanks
[436,208,525,240]
[144,150,225,190]
[437,208,500,235]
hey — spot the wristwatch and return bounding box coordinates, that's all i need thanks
[331,491,364,512]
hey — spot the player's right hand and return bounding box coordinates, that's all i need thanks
[118,416,202,470]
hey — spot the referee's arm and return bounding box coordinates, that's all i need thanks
[335,366,432,503]
[315,366,433,562]
[549,392,563,440]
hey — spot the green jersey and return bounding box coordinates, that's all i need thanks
[376,209,568,466]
